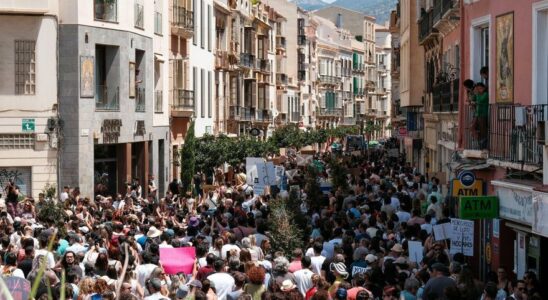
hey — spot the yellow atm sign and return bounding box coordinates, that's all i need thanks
[452,179,484,197]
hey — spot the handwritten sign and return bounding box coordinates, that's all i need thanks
[408,241,424,263]
[246,157,264,185]
[433,222,452,241]
[449,218,474,256]
[2,277,30,300]
[160,247,196,275]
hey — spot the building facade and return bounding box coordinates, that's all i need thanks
[0,0,59,197]
[57,0,170,197]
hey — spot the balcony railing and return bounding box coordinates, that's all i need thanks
[433,0,457,25]
[94,0,118,22]
[96,85,119,111]
[318,108,342,117]
[290,112,300,122]
[215,51,230,70]
[172,5,193,33]
[276,73,287,85]
[229,106,255,121]
[298,35,307,46]
[256,109,271,122]
[258,59,270,72]
[240,53,255,69]
[432,79,458,112]
[276,36,286,50]
[135,87,146,112]
[155,90,163,113]
[419,10,437,43]
[172,89,194,110]
[318,75,341,85]
[342,117,356,125]
[463,103,546,166]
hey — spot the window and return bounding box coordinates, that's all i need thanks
[201,68,205,117]
[200,0,204,49]
[207,4,211,51]
[94,0,118,22]
[533,2,548,104]
[95,45,120,111]
[134,1,144,29]
[0,134,35,149]
[208,71,212,118]
[470,16,490,83]
[193,0,197,45]
[155,11,162,35]
[193,67,198,111]
[14,40,36,95]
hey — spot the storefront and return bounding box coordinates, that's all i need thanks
[491,180,546,283]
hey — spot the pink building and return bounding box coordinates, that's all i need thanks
[458,0,548,288]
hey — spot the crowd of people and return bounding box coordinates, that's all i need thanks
[0,144,543,300]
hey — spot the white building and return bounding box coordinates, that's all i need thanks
[375,24,392,138]
[0,0,59,197]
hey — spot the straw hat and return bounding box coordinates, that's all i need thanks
[147,226,162,238]
[391,243,404,253]
[280,279,296,292]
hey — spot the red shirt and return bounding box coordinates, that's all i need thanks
[305,287,317,300]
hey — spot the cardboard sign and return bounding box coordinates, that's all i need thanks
[459,196,499,219]
[433,222,452,241]
[452,179,484,197]
[256,162,276,186]
[296,154,313,166]
[246,157,264,185]
[408,241,424,263]
[449,218,474,256]
[160,247,196,275]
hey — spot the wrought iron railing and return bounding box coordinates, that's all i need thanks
[172,5,193,30]
[172,89,194,110]
[154,90,163,113]
[135,87,146,112]
[96,85,119,111]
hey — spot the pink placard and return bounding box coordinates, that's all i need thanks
[160,247,196,275]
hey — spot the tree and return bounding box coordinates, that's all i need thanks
[180,121,196,193]
[37,201,68,236]
[267,198,304,256]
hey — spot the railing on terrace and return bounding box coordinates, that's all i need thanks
[135,87,146,112]
[172,89,194,110]
[463,103,545,166]
[240,53,255,68]
[172,5,193,30]
[96,85,119,110]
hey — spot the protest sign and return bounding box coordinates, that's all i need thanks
[255,162,276,186]
[296,154,313,166]
[246,157,264,185]
[433,222,452,241]
[408,241,424,263]
[160,247,196,275]
[3,277,30,300]
[450,218,474,256]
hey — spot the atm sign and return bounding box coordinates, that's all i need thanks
[452,179,483,197]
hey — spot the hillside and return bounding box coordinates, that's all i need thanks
[292,0,398,25]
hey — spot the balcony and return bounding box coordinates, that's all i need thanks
[433,0,459,33]
[342,91,352,100]
[215,50,230,70]
[419,10,438,45]
[290,112,300,123]
[135,87,145,112]
[171,89,194,117]
[377,110,388,118]
[276,36,286,52]
[95,85,119,111]
[341,117,356,126]
[366,80,376,91]
[276,73,288,85]
[229,106,254,121]
[353,63,365,72]
[0,0,51,14]
[298,70,306,81]
[463,103,545,167]
[94,0,118,22]
[256,110,271,122]
[171,5,193,38]
[432,79,458,112]
[257,59,270,73]
[240,53,255,69]
[318,108,342,117]
[154,90,163,113]
[318,75,341,85]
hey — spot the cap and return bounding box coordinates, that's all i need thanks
[176,284,189,298]
[187,279,202,289]
[365,254,378,263]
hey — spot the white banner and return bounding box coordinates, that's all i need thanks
[408,241,424,263]
[433,222,452,241]
[246,157,264,185]
[450,218,474,256]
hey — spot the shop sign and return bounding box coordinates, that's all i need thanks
[459,196,499,219]
[452,179,484,197]
[532,191,548,238]
[101,119,122,144]
[494,183,533,225]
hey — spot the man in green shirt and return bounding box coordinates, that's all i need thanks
[473,83,489,149]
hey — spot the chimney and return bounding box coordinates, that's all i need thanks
[336,13,343,28]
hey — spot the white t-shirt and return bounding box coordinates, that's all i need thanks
[294,268,314,296]
[35,249,56,269]
[136,263,158,287]
[396,211,411,223]
[221,244,240,260]
[310,255,326,275]
[207,272,235,300]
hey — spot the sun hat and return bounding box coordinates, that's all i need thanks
[391,243,404,253]
[147,226,162,238]
[365,254,378,263]
[280,279,296,292]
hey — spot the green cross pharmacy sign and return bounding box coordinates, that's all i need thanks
[22,119,35,132]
